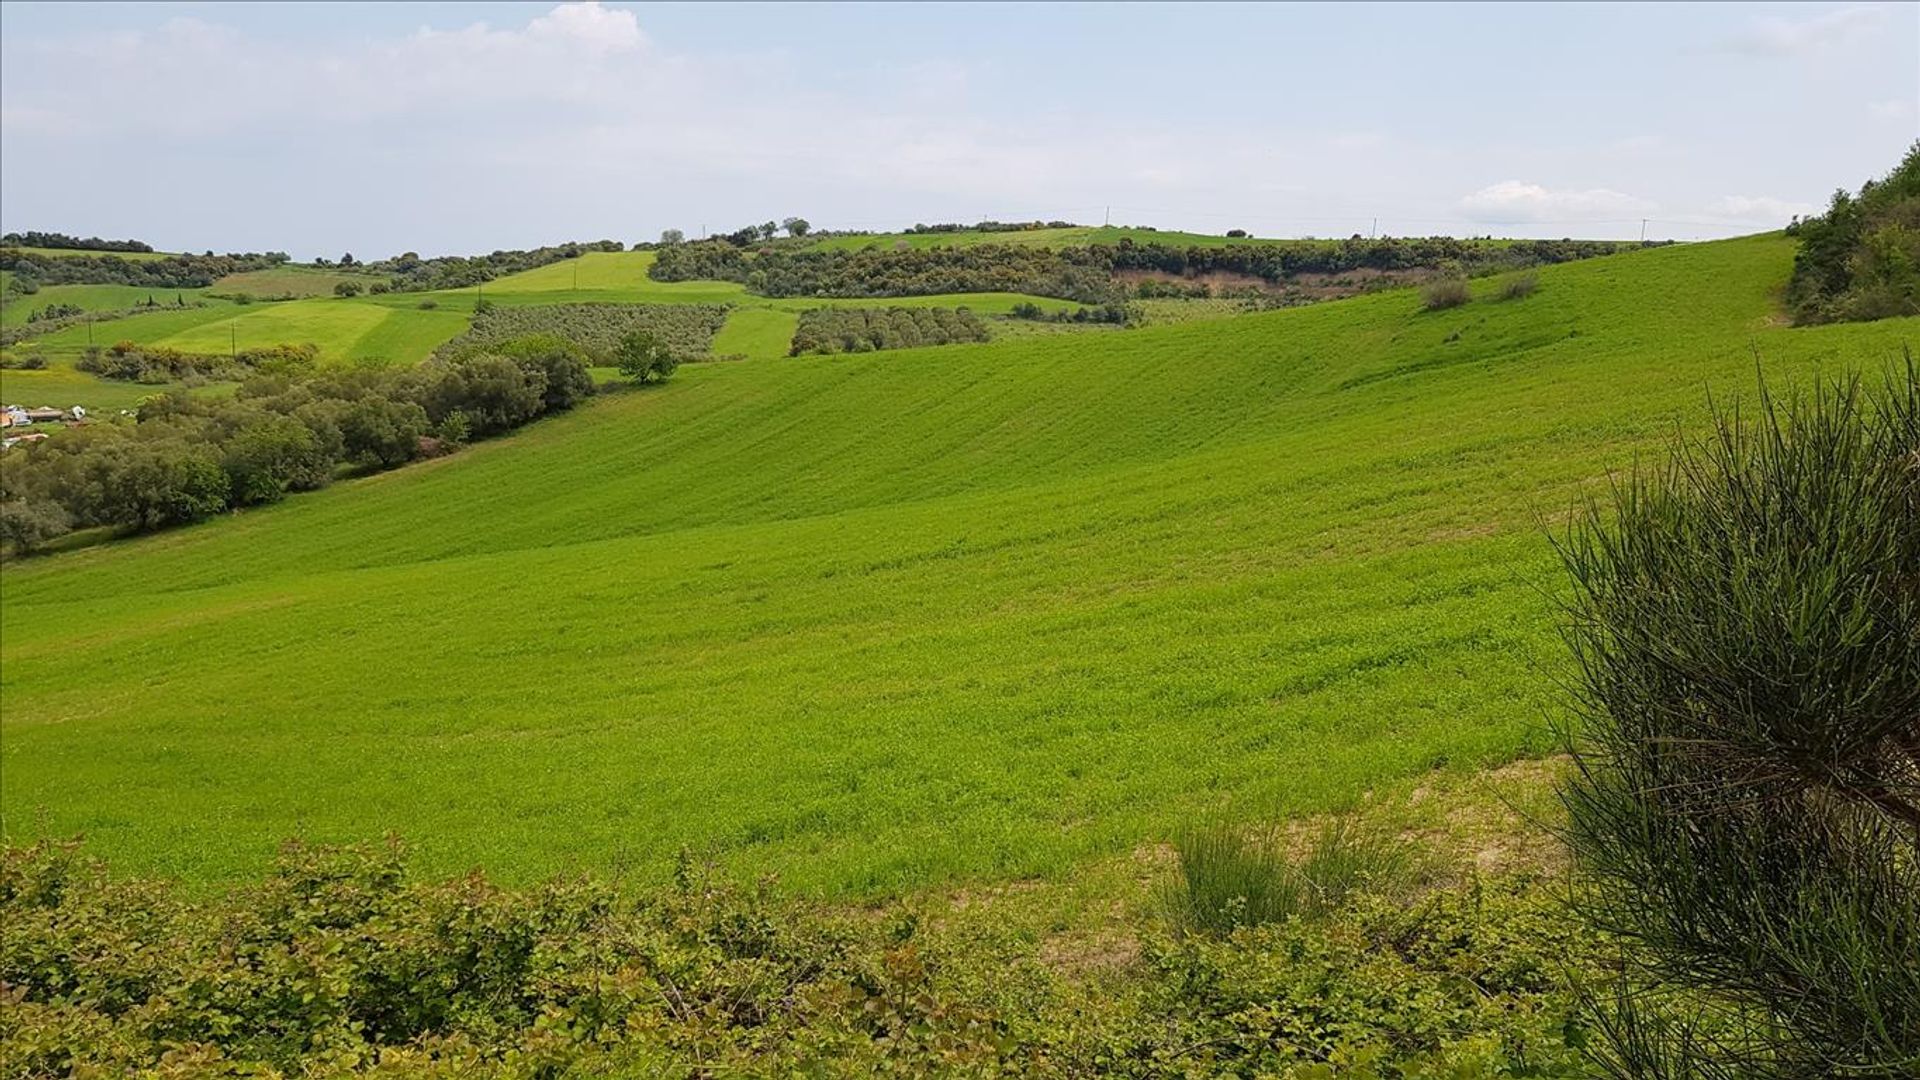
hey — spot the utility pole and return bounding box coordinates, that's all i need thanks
[1640,218,1648,242]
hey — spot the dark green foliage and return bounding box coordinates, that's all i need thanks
[485,333,597,412]
[0,499,72,554]
[0,249,286,288]
[74,340,319,382]
[439,302,727,362]
[1010,300,1132,324]
[0,230,154,252]
[652,235,1649,305]
[333,279,364,298]
[613,329,681,383]
[1786,143,1920,324]
[416,354,546,436]
[0,838,1602,1077]
[1556,364,1920,1078]
[2,335,607,546]
[904,219,1081,235]
[788,306,991,356]
[1422,278,1471,310]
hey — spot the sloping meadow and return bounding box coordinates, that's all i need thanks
[3,234,1915,895]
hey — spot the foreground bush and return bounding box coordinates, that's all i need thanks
[1556,363,1920,1078]
[0,837,1603,1078]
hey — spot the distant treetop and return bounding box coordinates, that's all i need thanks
[0,230,155,253]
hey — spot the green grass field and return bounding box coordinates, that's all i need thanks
[210,266,385,299]
[6,234,1907,895]
[0,283,221,327]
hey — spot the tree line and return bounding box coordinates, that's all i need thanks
[0,335,609,551]
[0,230,155,253]
[651,236,1657,305]
[788,306,991,355]
[1786,142,1919,324]
[0,249,291,290]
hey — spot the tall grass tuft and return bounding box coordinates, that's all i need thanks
[1164,817,1413,935]
[1498,271,1539,300]
[1556,359,1920,1078]
[1422,278,1472,311]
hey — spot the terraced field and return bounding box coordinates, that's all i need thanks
[6,233,1910,894]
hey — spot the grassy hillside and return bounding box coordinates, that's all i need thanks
[0,283,220,326]
[5,234,1910,894]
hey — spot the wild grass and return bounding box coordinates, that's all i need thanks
[1422,277,1473,310]
[1163,817,1415,934]
[1499,271,1540,300]
[2,234,1915,896]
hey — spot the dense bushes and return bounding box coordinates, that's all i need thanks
[789,306,991,355]
[74,340,319,383]
[652,235,1653,305]
[1786,142,1920,324]
[437,302,728,362]
[1556,365,1920,1077]
[0,230,154,252]
[0,337,608,548]
[0,249,288,289]
[0,836,1603,1077]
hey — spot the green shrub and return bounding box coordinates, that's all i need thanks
[0,837,1602,1077]
[1421,278,1471,311]
[1556,363,1920,1078]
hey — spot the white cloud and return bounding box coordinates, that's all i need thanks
[526,1,645,53]
[1707,195,1821,222]
[1868,97,1918,121]
[1725,5,1887,56]
[1457,181,1654,223]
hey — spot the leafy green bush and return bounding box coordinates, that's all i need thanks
[1556,363,1920,1078]
[1787,143,1920,324]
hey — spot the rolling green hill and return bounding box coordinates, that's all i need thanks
[4,234,1913,894]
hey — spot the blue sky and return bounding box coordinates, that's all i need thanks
[2,2,1914,258]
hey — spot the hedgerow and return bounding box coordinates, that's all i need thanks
[788,306,991,355]
[438,303,729,362]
